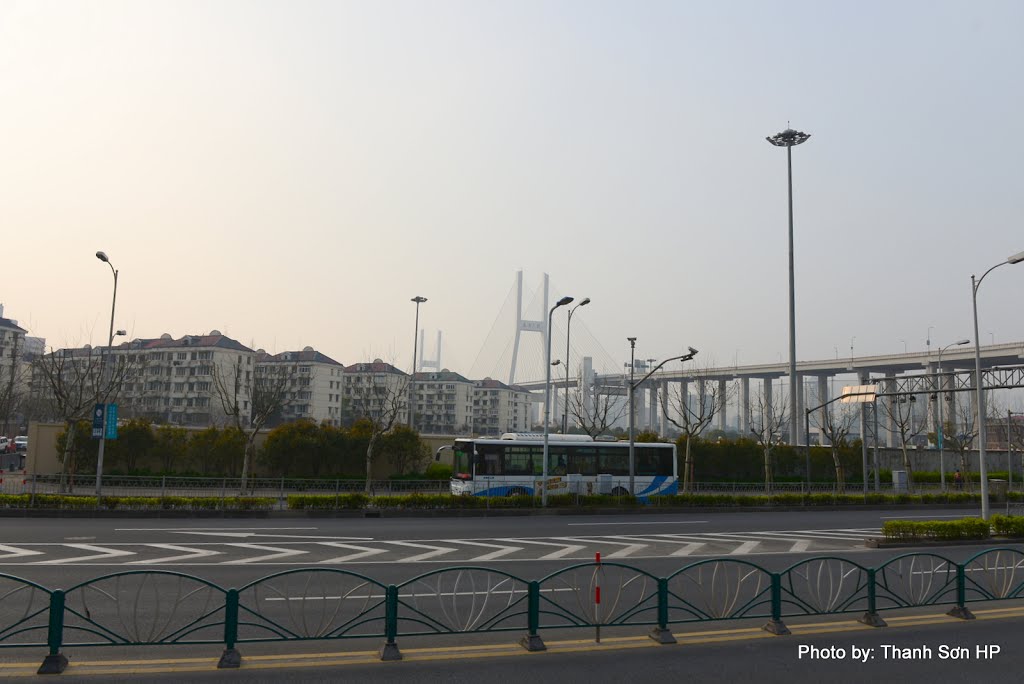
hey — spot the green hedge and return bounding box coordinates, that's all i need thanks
[882,518,991,541]
[0,494,276,511]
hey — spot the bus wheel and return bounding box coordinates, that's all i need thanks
[611,487,629,497]
[509,487,529,497]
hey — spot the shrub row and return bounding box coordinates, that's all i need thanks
[0,494,276,511]
[883,515,1024,541]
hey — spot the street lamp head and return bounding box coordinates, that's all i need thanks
[551,359,561,366]
[115,330,127,337]
[627,337,637,345]
[579,297,591,307]
[411,296,427,304]
[555,296,574,307]
[766,128,811,147]
[688,346,699,356]
[954,338,970,346]
[1007,251,1024,265]
[95,251,109,263]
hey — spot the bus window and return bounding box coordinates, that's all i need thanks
[478,445,503,475]
[569,447,598,475]
[597,447,628,476]
[549,447,568,475]
[504,446,537,476]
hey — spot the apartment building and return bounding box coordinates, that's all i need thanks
[256,347,345,426]
[341,360,408,427]
[412,370,474,434]
[113,331,257,426]
[472,378,534,436]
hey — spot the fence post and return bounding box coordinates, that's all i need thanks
[217,589,241,668]
[37,590,68,674]
[519,580,546,651]
[379,585,402,660]
[648,577,676,644]
[762,572,790,635]
[947,562,976,620]
[858,568,887,627]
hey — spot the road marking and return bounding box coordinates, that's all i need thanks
[127,544,222,565]
[729,541,760,555]
[501,539,586,560]
[170,532,373,540]
[0,544,44,561]
[558,537,647,559]
[456,540,524,561]
[671,542,707,556]
[317,542,388,563]
[384,541,457,562]
[566,521,709,526]
[223,544,309,564]
[39,544,136,564]
[788,540,811,553]
[114,527,321,531]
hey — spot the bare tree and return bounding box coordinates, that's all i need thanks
[749,385,788,493]
[342,362,409,493]
[944,396,978,491]
[0,333,24,435]
[661,369,732,493]
[811,401,857,493]
[212,355,297,491]
[879,386,928,488]
[32,345,134,488]
[567,372,626,438]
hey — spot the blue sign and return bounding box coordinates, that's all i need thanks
[92,404,104,438]
[105,403,118,440]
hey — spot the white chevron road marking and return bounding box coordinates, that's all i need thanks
[0,544,44,561]
[39,544,136,564]
[317,542,388,563]
[499,539,587,560]
[557,537,648,559]
[127,544,222,564]
[456,540,524,561]
[223,544,309,564]
[384,541,458,562]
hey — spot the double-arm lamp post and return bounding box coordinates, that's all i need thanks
[542,296,574,506]
[971,250,1024,520]
[94,251,119,499]
[628,341,698,495]
[563,297,590,433]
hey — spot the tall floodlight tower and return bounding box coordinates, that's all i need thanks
[508,271,550,385]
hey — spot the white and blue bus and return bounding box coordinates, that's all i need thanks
[443,433,678,499]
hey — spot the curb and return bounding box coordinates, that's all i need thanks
[865,536,1024,549]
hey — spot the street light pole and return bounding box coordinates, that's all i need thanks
[936,339,970,491]
[542,296,573,506]
[767,126,810,445]
[628,344,698,495]
[971,250,1024,520]
[563,297,590,434]
[409,296,427,430]
[94,251,118,499]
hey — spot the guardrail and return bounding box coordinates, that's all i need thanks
[3,549,1023,673]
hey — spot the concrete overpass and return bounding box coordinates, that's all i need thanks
[520,342,1024,444]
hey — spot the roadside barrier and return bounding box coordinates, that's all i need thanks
[2,548,1024,673]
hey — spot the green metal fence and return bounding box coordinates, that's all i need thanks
[4,548,1024,674]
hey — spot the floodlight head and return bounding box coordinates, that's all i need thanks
[411,296,427,304]
[766,128,811,147]
[95,251,109,263]
[1007,251,1024,265]
[627,337,637,347]
[555,296,574,307]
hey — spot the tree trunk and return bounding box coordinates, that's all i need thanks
[763,447,773,494]
[60,420,76,493]
[364,433,378,494]
[240,432,257,494]
[683,438,694,493]
[831,447,846,494]
[901,445,914,489]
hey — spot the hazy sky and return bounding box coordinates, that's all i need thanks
[3,1,1023,382]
